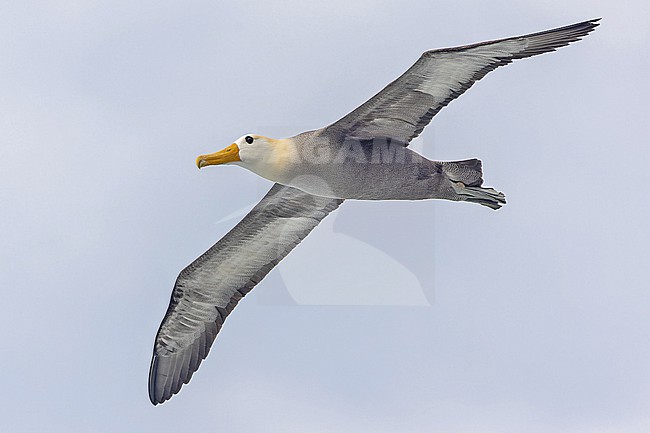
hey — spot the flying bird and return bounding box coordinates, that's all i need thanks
[149,18,599,404]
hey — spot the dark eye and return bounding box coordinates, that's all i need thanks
[245,136,254,144]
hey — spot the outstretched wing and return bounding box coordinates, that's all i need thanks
[149,184,343,405]
[325,19,599,143]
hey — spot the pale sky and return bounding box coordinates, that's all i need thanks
[2,1,649,432]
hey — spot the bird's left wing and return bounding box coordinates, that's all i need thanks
[324,19,599,144]
[149,184,343,405]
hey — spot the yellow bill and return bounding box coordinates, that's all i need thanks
[196,143,241,169]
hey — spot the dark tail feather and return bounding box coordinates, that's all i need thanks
[442,159,484,187]
[452,183,506,210]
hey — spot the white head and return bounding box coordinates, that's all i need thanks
[196,134,290,181]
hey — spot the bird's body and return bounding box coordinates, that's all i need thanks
[240,130,500,206]
[149,18,600,405]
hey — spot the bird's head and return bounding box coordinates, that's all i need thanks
[196,134,290,178]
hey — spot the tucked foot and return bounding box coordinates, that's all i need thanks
[453,182,506,210]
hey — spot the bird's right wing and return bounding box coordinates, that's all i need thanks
[324,19,599,144]
[149,184,343,405]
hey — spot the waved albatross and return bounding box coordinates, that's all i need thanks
[149,18,599,404]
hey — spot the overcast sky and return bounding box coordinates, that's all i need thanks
[2,1,649,432]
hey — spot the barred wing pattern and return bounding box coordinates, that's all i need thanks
[326,19,599,143]
[149,184,343,404]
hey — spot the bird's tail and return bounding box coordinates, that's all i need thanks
[442,159,484,186]
[452,184,506,210]
[444,159,506,210]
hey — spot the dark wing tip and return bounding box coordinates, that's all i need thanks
[583,18,601,35]
[147,355,186,405]
[148,346,207,405]
[522,17,601,38]
[148,355,161,405]
[148,312,226,405]
[530,17,601,41]
[148,352,191,405]
[564,17,601,37]
[148,354,176,405]
[507,17,600,54]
